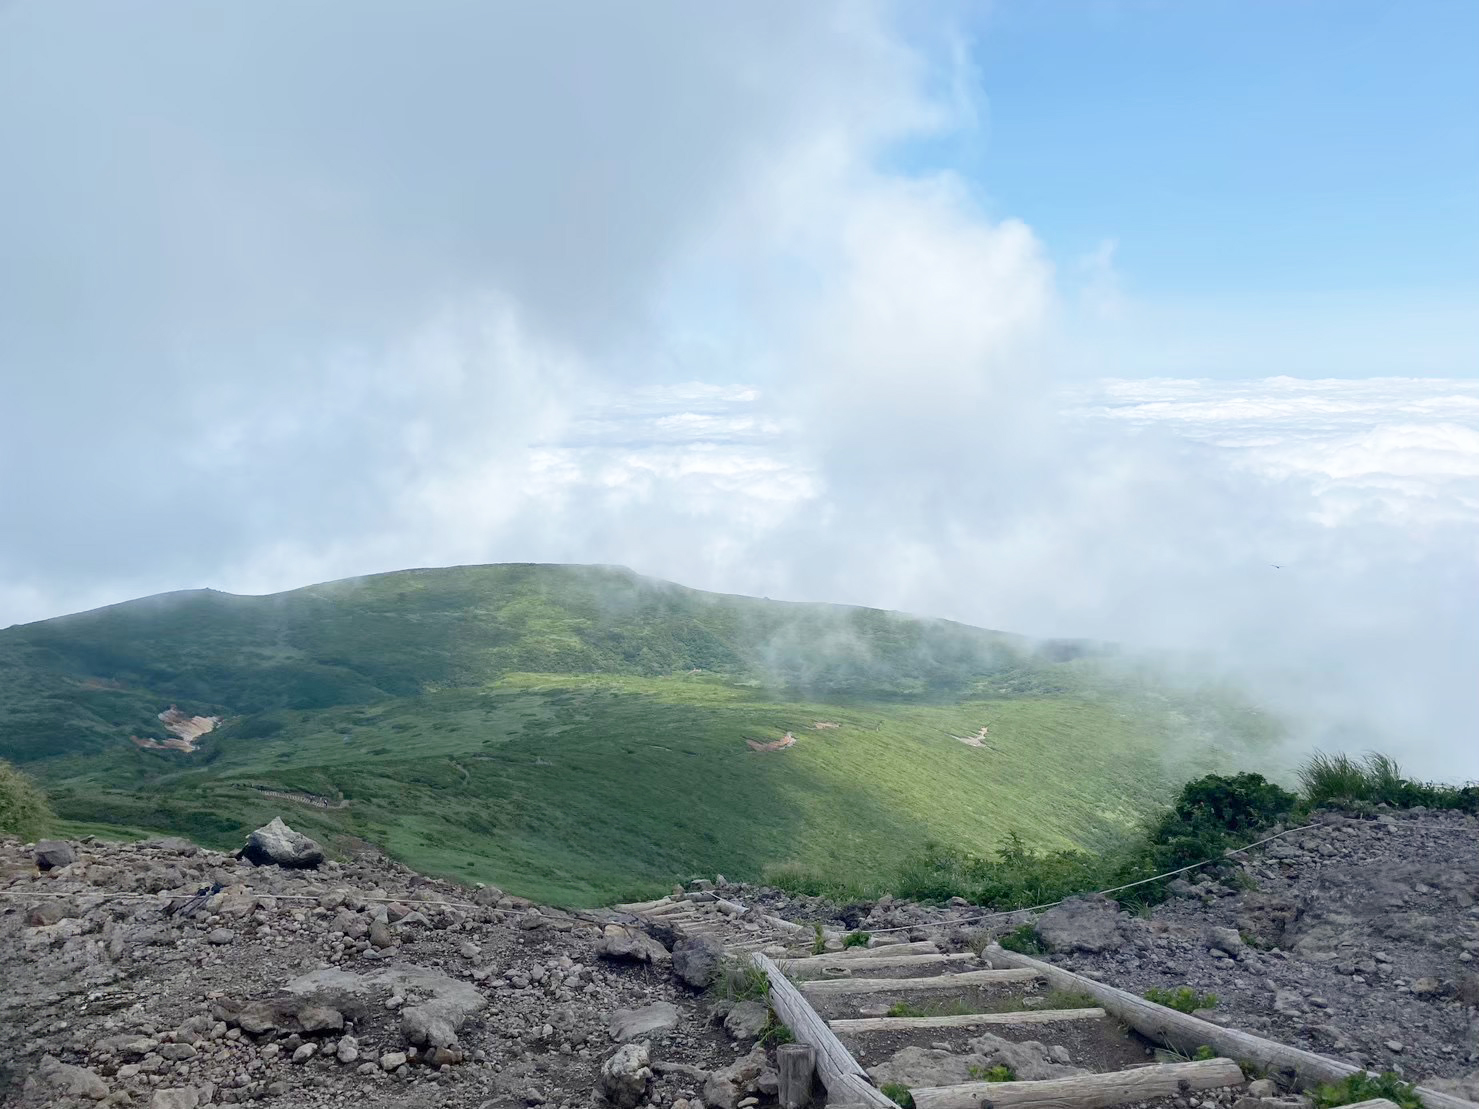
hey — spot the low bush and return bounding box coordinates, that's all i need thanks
[1311,1072,1422,1109]
[998,923,1045,955]
[968,1065,1016,1082]
[881,1082,915,1108]
[0,759,53,838]
[843,930,871,948]
[711,958,769,1003]
[1300,752,1479,814]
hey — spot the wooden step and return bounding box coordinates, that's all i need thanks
[781,952,976,975]
[800,969,1038,996]
[911,1057,1246,1109]
[821,940,940,959]
[828,1007,1106,1034]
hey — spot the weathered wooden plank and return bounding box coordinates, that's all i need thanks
[912,1057,1245,1109]
[780,953,975,974]
[613,897,674,913]
[801,969,1039,996]
[829,1008,1106,1034]
[825,941,941,959]
[752,954,897,1109]
[984,946,1479,1109]
[777,1043,816,1109]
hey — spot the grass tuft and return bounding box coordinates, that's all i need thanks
[881,1083,915,1108]
[1312,1073,1422,1109]
[1143,987,1217,1013]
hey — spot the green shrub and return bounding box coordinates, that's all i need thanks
[1143,987,1217,1013]
[998,923,1044,955]
[968,1065,1016,1082]
[811,922,826,955]
[843,930,872,948]
[758,1014,795,1047]
[1311,1072,1422,1109]
[1193,1046,1217,1061]
[881,1083,915,1108]
[0,759,52,838]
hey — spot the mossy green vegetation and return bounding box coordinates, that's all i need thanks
[0,758,52,837]
[1143,987,1218,1013]
[0,564,1284,905]
[881,1082,915,1108]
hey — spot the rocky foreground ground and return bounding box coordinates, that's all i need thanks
[3,806,1478,1108]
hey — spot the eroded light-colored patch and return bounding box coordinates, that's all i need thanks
[951,725,991,749]
[131,706,222,753]
[746,732,796,753]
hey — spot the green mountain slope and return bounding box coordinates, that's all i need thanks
[0,564,1283,904]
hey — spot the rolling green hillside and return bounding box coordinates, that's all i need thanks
[0,564,1284,904]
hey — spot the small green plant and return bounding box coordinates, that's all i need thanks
[998,923,1044,955]
[968,1065,1016,1082]
[1311,1072,1422,1109]
[1143,987,1217,1013]
[887,1001,925,1018]
[887,999,978,1018]
[1193,1045,1217,1061]
[712,958,770,1003]
[758,1013,795,1047]
[812,922,826,955]
[843,930,872,948]
[882,1082,915,1108]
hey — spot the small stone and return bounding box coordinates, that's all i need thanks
[208,928,236,945]
[293,1043,317,1063]
[1385,1041,1404,1053]
[336,1035,360,1064]
[380,1051,408,1072]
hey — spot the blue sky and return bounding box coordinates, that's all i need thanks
[892,1,1479,378]
[973,1,1478,289]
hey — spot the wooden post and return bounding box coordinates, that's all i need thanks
[984,946,1479,1109]
[911,1057,1245,1109]
[777,1043,817,1109]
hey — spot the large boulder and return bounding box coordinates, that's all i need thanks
[34,839,76,871]
[608,1001,679,1042]
[1034,895,1125,954]
[37,1055,108,1100]
[672,934,724,988]
[600,1043,653,1109]
[242,817,324,869]
[595,924,670,964]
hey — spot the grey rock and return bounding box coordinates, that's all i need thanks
[336,1035,360,1064]
[294,1004,344,1033]
[723,1000,770,1041]
[293,1042,317,1063]
[1035,895,1125,954]
[242,816,324,869]
[379,1051,408,1072]
[703,1045,768,1109]
[208,927,235,945]
[600,1042,654,1109]
[1206,926,1246,955]
[1248,1079,1279,1097]
[673,934,725,988]
[595,923,671,964]
[39,1055,108,1100]
[150,1090,202,1109]
[369,919,393,948]
[34,839,76,870]
[867,1033,1085,1089]
[608,1000,680,1042]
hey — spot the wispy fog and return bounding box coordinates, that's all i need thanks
[2,2,1474,777]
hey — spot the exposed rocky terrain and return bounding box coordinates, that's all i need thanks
[736,808,1479,1098]
[4,806,1477,1109]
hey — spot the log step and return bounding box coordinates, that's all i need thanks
[829,1007,1107,1034]
[800,969,1039,996]
[781,953,976,974]
[911,1057,1246,1109]
[820,941,940,959]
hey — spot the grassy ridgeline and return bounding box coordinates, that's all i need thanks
[1,564,1286,905]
